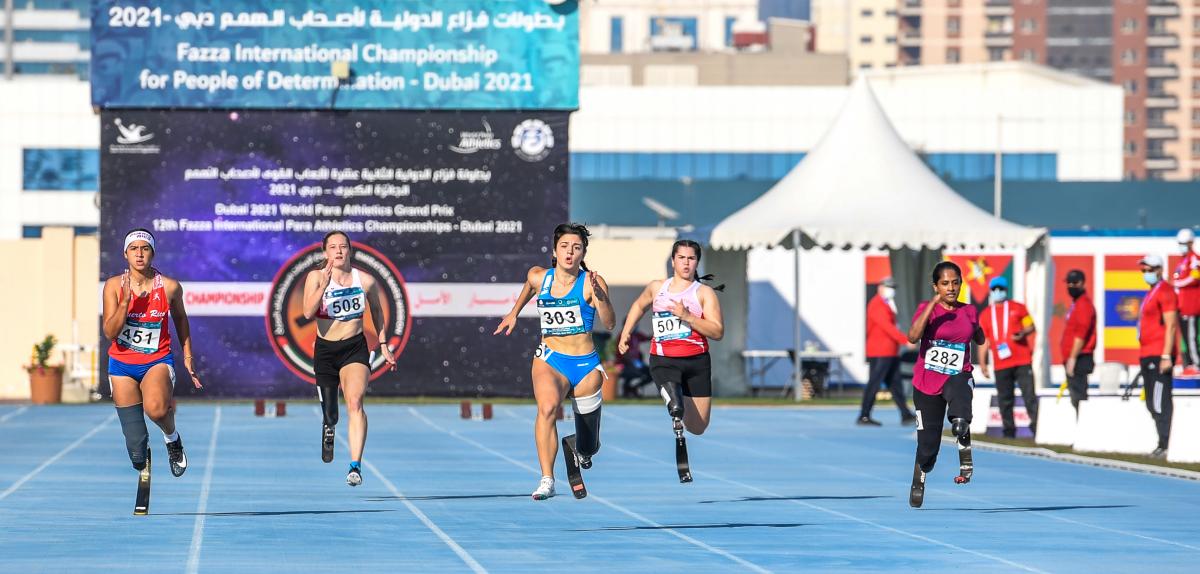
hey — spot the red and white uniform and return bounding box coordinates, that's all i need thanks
[1172,251,1200,316]
[650,278,708,357]
[109,273,172,363]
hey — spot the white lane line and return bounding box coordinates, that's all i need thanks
[318,406,487,574]
[186,406,223,574]
[0,406,29,424]
[609,443,1048,574]
[0,413,116,501]
[412,406,771,574]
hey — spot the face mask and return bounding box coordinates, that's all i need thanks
[1180,243,1192,255]
[879,286,894,300]
[1067,286,1085,299]
[990,288,1008,303]
[1144,272,1161,286]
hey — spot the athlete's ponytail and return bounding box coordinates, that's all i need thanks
[671,240,724,292]
[550,222,591,270]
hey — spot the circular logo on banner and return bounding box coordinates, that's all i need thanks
[265,242,412,384]
[511,118,554,162]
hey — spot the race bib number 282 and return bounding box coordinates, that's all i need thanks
[925,340,966,376]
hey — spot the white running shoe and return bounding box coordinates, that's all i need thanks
[531,476,555,500]
[346,467,363,487]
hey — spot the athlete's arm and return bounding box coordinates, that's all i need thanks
[907,297,938,344]
[682,285,724,340]
[1162,308,1178,374]
[618,281,658,354]
[101,274,130,340]
[166,278,202,388]
[494,267,542,336]
[363,275,396,370]
[588,272,617,331]
[301,260,333,320]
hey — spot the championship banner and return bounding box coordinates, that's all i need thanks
[91,0,579,110]
[99,110,568,397]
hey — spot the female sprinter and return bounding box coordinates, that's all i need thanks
[494,223,616,500]
[618,240,723,476]
[301,231,396,487]
[102,228,202,508]
[906,261,985,508]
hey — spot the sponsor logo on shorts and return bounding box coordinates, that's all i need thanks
[266,242,411,384]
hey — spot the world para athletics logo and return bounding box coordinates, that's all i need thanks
[265,242,411,384]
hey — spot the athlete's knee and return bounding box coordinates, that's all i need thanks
[537,401,560,421]
[143,399,170,421]
[686,418,709,435]
[344,395,364,415]
[572,389,602,415]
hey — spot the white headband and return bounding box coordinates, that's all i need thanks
[123,230,155,253]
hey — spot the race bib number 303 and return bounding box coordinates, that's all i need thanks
[652,311,692,341]
[118,319,162,354]
[925,340,966,376]
[538,298,585,335]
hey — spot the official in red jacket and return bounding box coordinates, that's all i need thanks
[1172,229,1200,374]
[979,276,1038,438]
[1061,269,1097,412]
[1139,254,1177,458]
[859,277,917,426]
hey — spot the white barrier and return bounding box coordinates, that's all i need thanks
[1035,396,1078,446]
[1073,396,1160,455]
[1168,399,1200,463]
[970,388,995,434]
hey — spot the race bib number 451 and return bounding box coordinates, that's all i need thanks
[118,320,162,354]
[925,340,966,376]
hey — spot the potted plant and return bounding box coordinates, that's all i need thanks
[26,335,63,404]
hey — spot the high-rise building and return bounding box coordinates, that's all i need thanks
[827,0,1189,180]
[812,0,902,70]
[0,1,90,78]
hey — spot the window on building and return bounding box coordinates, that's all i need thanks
[649,16,698,52]
[988,48,1006,62]
[861,9,874,17]
[859,62,874,70]
[1121,49,1138,64]
[1194,48,1200,63]
[1021,49,1037,62]
[886,10,898,17]
[1123,79,1138,94]
[22,226,43,239]
[1121,18,1139,34]
[1020,19,1037,34]
[22,149,99,191]
[1193,109,1200,126]
[1124,110,1137,126]
[948,0,961,6]
[1194,16,1200,32]
[724,16,737,47]
[947,17,961,36]
[1192,141,1200,157]
[1193,78,1200,94]
[610,17,624,53]
[860,35,873,44]
[886,35,897,44]
[1124,141,1138,156]
[947,48,961,63]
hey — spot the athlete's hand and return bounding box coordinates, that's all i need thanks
[1065,357,1076,378]
[319,258,334,286]
[980,363,991,379]
[618,331,631,355]
[382,345,397,371]
[183,356,202,388]
[1160,356,1173,374]
[118,272,132,306]
[494,313,517,336]
[590,272,608,302]
[669,300,690,322]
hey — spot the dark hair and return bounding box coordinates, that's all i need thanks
[930,261,963,284]
[551,222,591,271]
[670,239,724,292]
[322,231,351,250]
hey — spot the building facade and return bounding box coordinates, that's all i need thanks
[0,0,90,78]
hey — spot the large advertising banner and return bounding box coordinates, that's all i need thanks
[100,110,568,397]
[91,0,579,110]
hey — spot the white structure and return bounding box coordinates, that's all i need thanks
[572,62,1125,181]
[579,0,759,54]
[0,78,98,240]
[0,6,90,75]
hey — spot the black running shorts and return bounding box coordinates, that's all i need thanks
[313,333,370,387]
[649,353,713,398]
